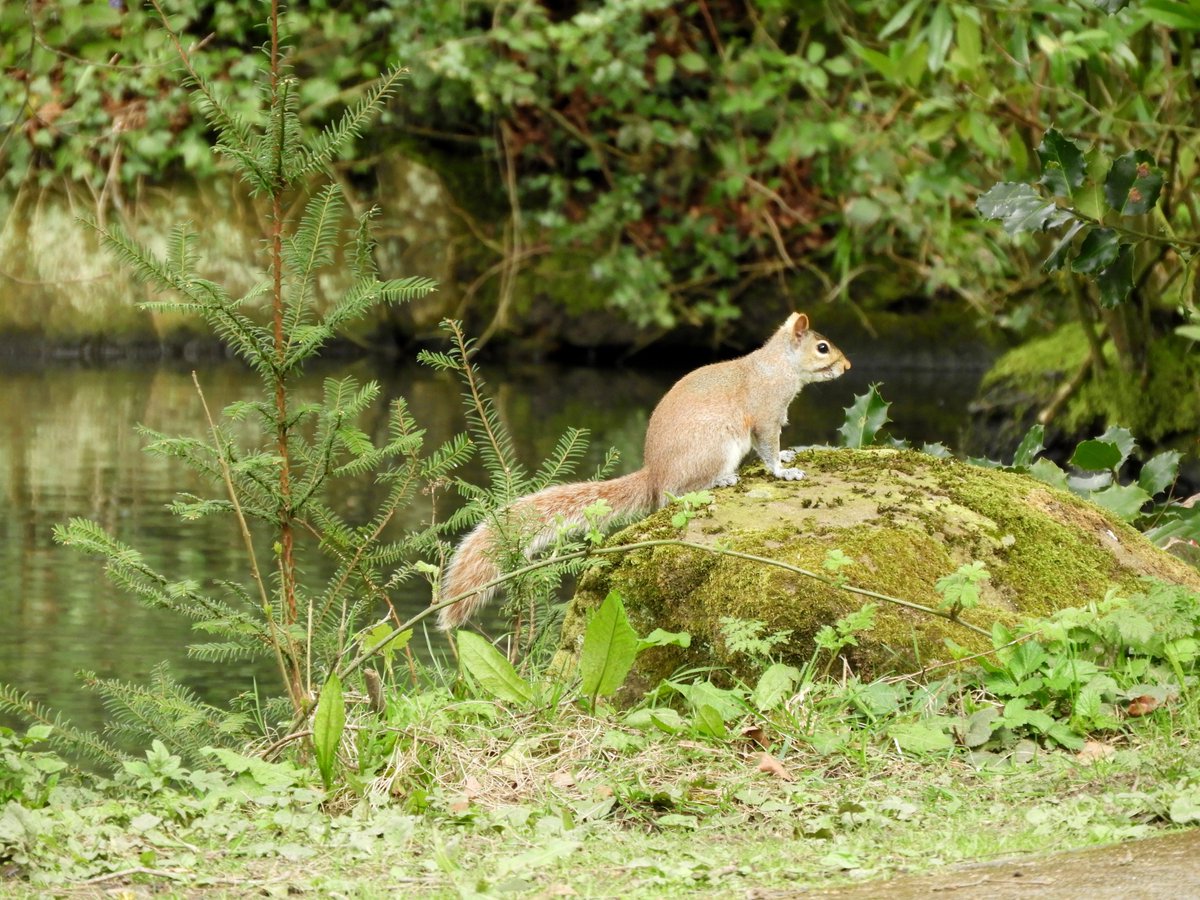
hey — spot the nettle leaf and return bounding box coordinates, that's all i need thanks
[838,383,891,448]
[976,183,1061,235]
[1070,439,1123,471]
[1071,227,1120,274]
[1096,244,1135,308]
[1037,129,1086,199]
[1105,150,1163,215]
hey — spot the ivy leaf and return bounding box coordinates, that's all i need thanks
[1138,451,1181,496]
[1097,244,1135,308]
[1071,228,1120,274]
[1012,424,1045,469]
[838,384,891,448]
[1037,129,1087,199]
[976,183,1061,235]
[1105,150,1163,215]
[1089,484,1151,520]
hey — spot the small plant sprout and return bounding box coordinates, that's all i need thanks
[935,562,990,619]
[583,499,614,545]
[822,548,855,586]
[668,491,716,528]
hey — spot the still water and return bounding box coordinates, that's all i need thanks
[0,354,982,733]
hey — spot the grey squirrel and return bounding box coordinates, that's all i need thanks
[438,312,852,630]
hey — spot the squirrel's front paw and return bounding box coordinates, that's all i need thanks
[711,473,740,488]
[774,467,806,481]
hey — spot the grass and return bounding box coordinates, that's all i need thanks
[4,681,1200,897]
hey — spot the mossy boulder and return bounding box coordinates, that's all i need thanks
[556,448,1200,692]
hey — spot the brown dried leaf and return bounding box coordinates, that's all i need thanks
[755,751,794,781]
[1126,695,1160,717]
[1076,740,1117,763]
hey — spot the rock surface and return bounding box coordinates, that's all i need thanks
[557,448,1200,690]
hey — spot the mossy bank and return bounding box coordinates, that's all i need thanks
[557,448,1200,690]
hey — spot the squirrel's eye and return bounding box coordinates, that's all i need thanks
[816,342,829,354]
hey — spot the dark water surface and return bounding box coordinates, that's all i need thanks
[0,356,983,733]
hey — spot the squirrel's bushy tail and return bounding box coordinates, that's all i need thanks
[437,469,656,630]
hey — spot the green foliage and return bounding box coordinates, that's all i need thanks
[935,562,989,618]
[667,490,715,529]
[456,631,535,705]
[0,727,67,808]
[579,592,640,702]
[312,674,345,791]
[838,384,892,449]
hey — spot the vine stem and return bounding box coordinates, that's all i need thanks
[288,537,991,733]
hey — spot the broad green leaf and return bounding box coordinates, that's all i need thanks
[1096,244,1135,308]
[580,592,639,699]
[637,628,691,651]
[976,182,1060,235]
[1012,424,1044,469]
[1089,484,1151,520]
[1037,129,1086,199]
[1094,0,1129,11]
[313,673,345,790]
[692,704,727,739]
[838,384,891,448]
[456,631,534,705]
[1096,425,1136,465]
[1177,325,1200,342]
[1141,0,1200,29]
[669,680,744,721]
[753,663,802,712]
[1144,506,1200,546]
[1169,793,1200,825]
[1027,458,1069,490]
[888,723,953,754]
[1042,219,1086,272]
[1071,228,1120,274]
[1069,439,1122,471]
[1105,150,1163,215]
[879,0,922,38]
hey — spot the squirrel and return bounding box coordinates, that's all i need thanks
[437,311,851,630]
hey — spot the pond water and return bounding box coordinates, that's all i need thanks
[0,354,984,735]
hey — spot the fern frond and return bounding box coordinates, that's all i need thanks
[289,66,409,179]
[0,682,128,769]
[530,426,590,492]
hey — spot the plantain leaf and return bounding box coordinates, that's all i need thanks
[580,592,640,699]
[456,631,534,705]
[313,673,345,790]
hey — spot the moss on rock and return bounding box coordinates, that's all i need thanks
[555,449,1200,692]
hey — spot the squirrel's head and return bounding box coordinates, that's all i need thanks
[785,312,852,382]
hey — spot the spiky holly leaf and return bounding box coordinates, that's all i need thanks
[1105,150,1163,216]
[1037,129,1087,199]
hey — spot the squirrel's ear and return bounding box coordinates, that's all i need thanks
[792,313,810,336]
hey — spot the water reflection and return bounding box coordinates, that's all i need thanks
[0,357,980,733]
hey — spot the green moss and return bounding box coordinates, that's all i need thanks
[980,324,1200,442]
[557,449,1200,691]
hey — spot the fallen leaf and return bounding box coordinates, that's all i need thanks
[462,775,483,798]
[593,784,614,799]
[1127,695,1160,717]
[449,799,470,814]
[755,751,794,781]
[1076,740,1116,763]
[741,724,769,749]
[551,769,575,788]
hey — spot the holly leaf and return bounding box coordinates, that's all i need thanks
[1089,483,1151,520]
[1097,244,1135,308]
[976,183,1062,235]
[838,384,891,448]
[1037,129,1087,199]
[1105,150,1163,215]
[1043,219,1087,272]
[1139,451,1181,496]
[1071,227,1120,274]
[1070,439,1123,471]
[1012,424,1045,469]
